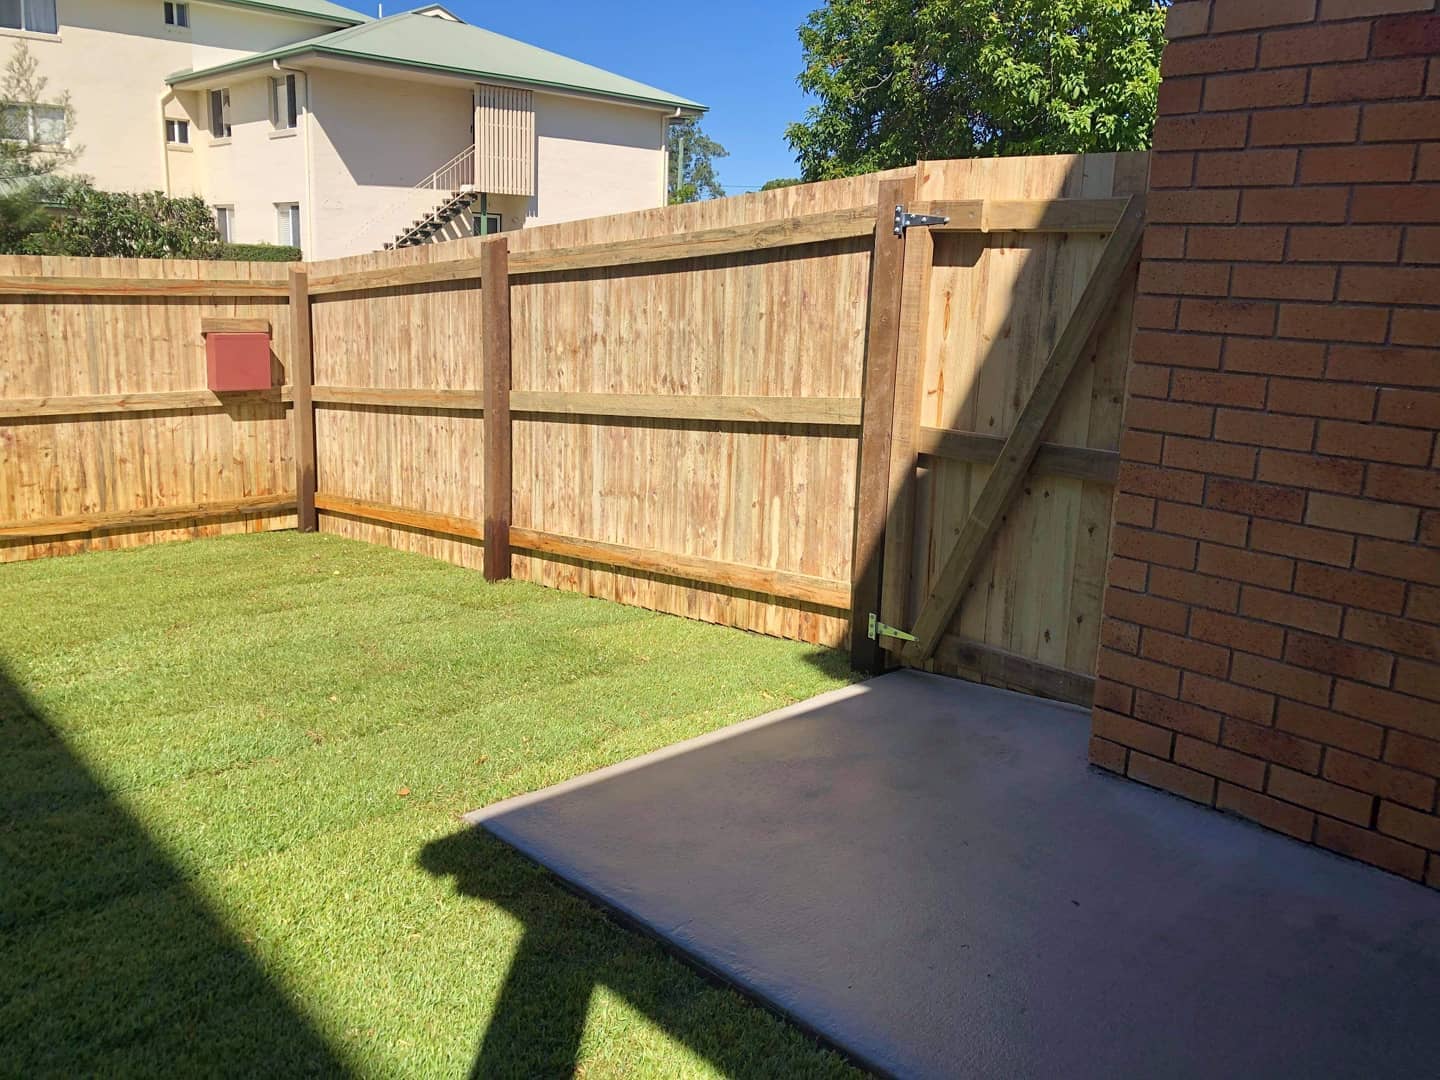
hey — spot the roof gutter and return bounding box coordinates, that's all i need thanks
[195,0,368,28]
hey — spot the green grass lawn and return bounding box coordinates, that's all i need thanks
[0,532,860,1078]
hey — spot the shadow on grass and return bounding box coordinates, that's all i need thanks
[0,665,343,1076]
[420,825,853,1080]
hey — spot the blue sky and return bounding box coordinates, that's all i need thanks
[403,0,819,193]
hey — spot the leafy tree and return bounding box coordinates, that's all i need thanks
[40,189,221,258]
[0,41,81,179]
[786,0,1167,180]
[667,119,729,203]
[0,41,83,253]
[760,177,804,190]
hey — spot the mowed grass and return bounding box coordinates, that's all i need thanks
[0,532,860,1078]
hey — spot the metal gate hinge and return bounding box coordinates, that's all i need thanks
[893,204,949,237]
[868,612,917,642]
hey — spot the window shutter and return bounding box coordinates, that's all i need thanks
[277,205,293,247]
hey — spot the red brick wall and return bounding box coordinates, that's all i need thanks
[1092,0,1440,886]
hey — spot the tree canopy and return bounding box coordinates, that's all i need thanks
[786,0,1167,181]
[667,119,729,203]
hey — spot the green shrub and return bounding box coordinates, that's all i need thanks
[41,188,221,258]
[217,242,302,262]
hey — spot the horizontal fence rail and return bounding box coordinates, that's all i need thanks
[0,388,294,420]
[309,389,862,426]
[0,495,297,540]
[313,493,851,610]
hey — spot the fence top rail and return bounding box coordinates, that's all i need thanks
[0,273,292,297]
[0,197,1141,300]
[507,205,877,276]
[307,256,488,296]
[297,196,1138,297]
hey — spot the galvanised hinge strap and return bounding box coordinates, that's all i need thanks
[893,205,949,238]
[868,612,917,642]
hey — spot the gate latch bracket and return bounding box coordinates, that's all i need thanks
[893,204,949,238]
[868,612,917,642]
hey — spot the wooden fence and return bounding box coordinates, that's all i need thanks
[0,257,298,562]
[0,153,1145,704]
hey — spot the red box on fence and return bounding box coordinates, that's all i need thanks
[203,324,273,392]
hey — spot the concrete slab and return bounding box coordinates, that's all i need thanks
[469,670,1440,1079]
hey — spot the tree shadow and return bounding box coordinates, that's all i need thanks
[418,829,857,1080]
[0,665,344,1076]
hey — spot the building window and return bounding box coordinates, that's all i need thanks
[1,102,66,145]
[209,88,230,139]
[270,74,297,131]
[475,212,502,236]
[163,2,188,27]
[0,0,59,35]
[276,202,300,249]
[165,118,189,145]
[214,206,234,243]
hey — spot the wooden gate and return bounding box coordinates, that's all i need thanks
[856,153,1149,706]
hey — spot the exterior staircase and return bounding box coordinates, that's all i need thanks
[342,145,481,254]
[387,185,480,249]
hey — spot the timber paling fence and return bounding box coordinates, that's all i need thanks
[0,153,1146,703]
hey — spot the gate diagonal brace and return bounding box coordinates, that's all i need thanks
[893,205,950,237]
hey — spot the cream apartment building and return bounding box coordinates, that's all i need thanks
[2,0,703,257]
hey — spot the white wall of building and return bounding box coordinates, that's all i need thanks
[2,0,342,193]
[529,91,668,227]
[305,67,473,259]
[191,72,308,250]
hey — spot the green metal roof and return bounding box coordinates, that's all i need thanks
[168,11,705,112]
[211,0,370,25]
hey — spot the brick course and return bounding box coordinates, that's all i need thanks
[1092,0,1440,888]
